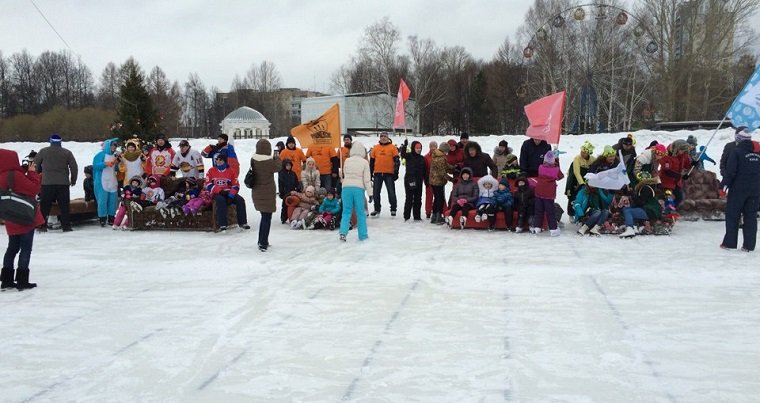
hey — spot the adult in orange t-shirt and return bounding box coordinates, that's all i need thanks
[306,144,338,191]
[369,132,400,216]
[279,136,306,180]
[337,134,354,196]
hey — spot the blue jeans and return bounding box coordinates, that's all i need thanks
[320,174,333,192]
[213,194,248,227]
[372,173,397,212]
[622,207,649,227]
[340,186,368,240]
[4,229,34,270]
[585,209,609,227]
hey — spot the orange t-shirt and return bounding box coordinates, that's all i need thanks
[306,146,337,174]
[279,147,306,179]
[370,143,399,174]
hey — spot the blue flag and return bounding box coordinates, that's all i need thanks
[727,65,760,130]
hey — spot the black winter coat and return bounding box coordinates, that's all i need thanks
[278,169,302,199]
[401,141,427,187]
[462,142,498,178]
[519,139,552,177]
[721,140,760,196]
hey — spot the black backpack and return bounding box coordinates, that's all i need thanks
[0,171,38,226]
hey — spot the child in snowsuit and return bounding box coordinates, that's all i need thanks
[499,154,521,179]
[446,167,479,228]
[475,175,500,230]
[301,157,321,191]
[494,177,515,231]
[532,151,564,236]
[112,176,145,229]
[142,175,165,205]
[513,176,534,232]
[290,185,319,229]
[574,184,613,236]
[313,189,341,230]
[278,159,302,224]
[182,189,212,215]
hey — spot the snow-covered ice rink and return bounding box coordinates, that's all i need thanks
[1,131,759,402]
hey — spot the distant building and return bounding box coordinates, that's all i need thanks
[220,106,270,140]
[300,92,417,133]
[674,0,734,63]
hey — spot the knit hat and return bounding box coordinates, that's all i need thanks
[498,140,509,148]
[305,185,315,194]
[49,133,62,144]
[179,139,190,147]
[735,126,752,142]
[505,154,517,164]
[621,136,633,146]
[439,142,451,153]
[156,133,167,141]
[499,177,510,187]
[543,150,556,165]
[218,133,229,142]
[653,144,667,156]
[686,135,697,146]
[580,141,594,154]
[343,134,353,141]
[602,145,616,157]
[286,136,296,146]
[447,139,458,149]
[327,188,337,196]
[460,132,469,140]
[215,152,228,162]
[647,140,659,149]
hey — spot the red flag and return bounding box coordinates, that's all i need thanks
[393,79,411,129]
[524,91,565,145]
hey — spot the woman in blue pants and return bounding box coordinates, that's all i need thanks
[339,141,372,241]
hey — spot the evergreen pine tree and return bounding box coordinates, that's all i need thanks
[116,59,159,142]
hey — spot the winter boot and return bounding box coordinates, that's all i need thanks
[445,215,453,227]
[107,216,115,226]
[576,224,589,236]
[15,268,37,291]
[390,210,397,217]
[99,217,107,227]
[1,267,15,291]
[549,228,561,237]
[370,210,380,218]
[619,226,637,238]
[474,214,482,223]
[589,225,602,236]
[459,215,466,229]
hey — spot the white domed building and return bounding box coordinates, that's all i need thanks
[220,106,271,140]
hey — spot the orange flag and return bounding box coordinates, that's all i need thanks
[393,79,411,129]
[524,91,565,145]
[291,103,341,148]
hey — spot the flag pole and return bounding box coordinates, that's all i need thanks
[687,115,729,176]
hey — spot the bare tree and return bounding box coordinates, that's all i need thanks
[97,62,120,111]
[184,73,209,137]
[257,60,282,92]
[408,35,446,133]
[10,50,39,115]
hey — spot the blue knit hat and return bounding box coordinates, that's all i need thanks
[49,133,62,144]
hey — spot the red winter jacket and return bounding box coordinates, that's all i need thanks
[0,149,45,235]
[659,153,690,190]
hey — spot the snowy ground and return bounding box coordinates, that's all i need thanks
[1,131,759,402]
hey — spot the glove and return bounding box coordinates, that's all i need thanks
[368,196,374,204]
[457,198,466,207]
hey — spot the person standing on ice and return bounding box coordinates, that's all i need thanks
[531,150,564,236]
[0,149,46,291]
[33,133,78,232]
[339,141,372,242]
[369,133,400,217]
[720,127,760,252]
[249,139,282,251]
[92,138,120,227]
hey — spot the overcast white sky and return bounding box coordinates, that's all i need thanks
[0,0,533,93]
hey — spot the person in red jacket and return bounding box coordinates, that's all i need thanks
[1,149,46,291]
[423,141,437,219]
[659,139,692,207]
[204,153,250,232]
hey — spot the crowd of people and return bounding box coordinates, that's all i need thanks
[1,127,758,291]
